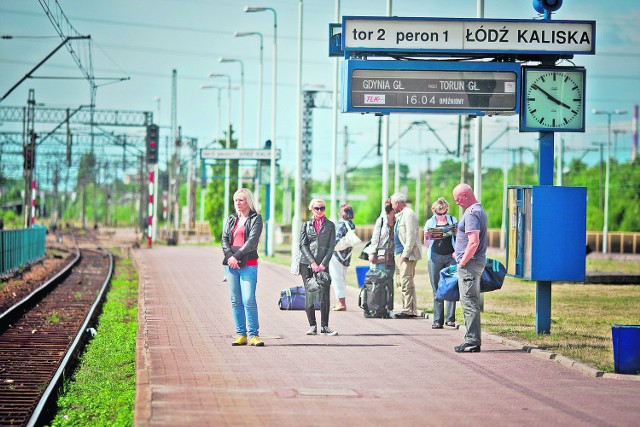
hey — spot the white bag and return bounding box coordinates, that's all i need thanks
[334,221,361,252]
[290,248,301,275]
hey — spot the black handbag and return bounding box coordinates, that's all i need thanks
[222,246,247,268]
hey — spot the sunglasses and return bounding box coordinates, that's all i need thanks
[313,206,326,212]
[436,211,448,216]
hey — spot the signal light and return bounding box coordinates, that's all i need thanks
[23,143,35,170]
[146,124,159,164]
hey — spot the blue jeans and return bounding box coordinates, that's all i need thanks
[428,253,456,325]
[225,265,259,337]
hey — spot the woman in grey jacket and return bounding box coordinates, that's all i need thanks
[221,188,264,346]
[299,198,338,336]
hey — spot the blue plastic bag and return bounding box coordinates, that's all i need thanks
[436,265,460,301]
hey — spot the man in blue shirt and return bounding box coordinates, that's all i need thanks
[452,183,487,353]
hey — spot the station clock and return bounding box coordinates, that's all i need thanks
[520,67,586,132]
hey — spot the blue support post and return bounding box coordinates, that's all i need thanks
[264,183,270,256]
[536,131,554,334]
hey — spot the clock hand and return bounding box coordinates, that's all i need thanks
[531,84,572,110]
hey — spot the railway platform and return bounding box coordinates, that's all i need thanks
[132,245,639,426]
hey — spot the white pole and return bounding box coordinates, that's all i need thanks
[474,0,484,202]
[256,34,264,201]
[153,163,159,241]
[395,116,400,193]
[603,114,611,255]
[382,0,391,210]
[330,0,340,223]
[268,9,278,257]
[476,0,485,311]
[238,62,245,189]
[292,0,303,259]
[500,136,509,250]
[225,79,231,221]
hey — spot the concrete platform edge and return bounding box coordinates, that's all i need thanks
[484,331,611,379]
[132,250,151,427]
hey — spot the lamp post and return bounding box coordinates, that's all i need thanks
[219,57,244,190]
[234,32,263,153]
[244,5,277,257]
[235,31,263,205]
[209,73,233,220]
[292,0,303,259]
[612,129,627,160]
[200,85,224,222]
[592,109,628,254]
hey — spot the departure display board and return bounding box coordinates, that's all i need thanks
[342,60,520,115]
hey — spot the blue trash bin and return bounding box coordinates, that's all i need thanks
[612,324,640,374]
[355,266,370,288]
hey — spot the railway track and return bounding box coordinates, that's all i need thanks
[0,243,113,427]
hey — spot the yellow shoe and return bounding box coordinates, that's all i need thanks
[231,336,247,346]
[249,336,265,346]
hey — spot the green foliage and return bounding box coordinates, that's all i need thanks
[49,261,138,427]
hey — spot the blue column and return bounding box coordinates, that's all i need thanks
[264,184,270,256]
[536,131,554,334]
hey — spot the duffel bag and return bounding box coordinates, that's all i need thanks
[436,258,507,302]
[278,286,321,310]
[480,258,507,293]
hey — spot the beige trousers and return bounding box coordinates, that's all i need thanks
[394,254,418,316]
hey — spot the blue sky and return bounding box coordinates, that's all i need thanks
[1,0,638,185]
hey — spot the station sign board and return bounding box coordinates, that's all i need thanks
[343,17,595,56]
[200,148,281,160]
[342,59,520,116]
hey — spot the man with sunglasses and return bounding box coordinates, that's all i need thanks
[390,192,422,319]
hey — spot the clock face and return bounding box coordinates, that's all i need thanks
[522,68,585,132]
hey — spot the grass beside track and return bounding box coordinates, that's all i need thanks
[48,255,137,427]
[269,243,640,374]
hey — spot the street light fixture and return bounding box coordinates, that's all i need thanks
[200,85,224,222]
[234,32,263,153]
[235,31,264,206]
[592,108,628,254]
[219,57,245,190]
[244,5,277,257]
[209,73,233,221]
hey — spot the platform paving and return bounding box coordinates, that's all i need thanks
[132,245,639,427]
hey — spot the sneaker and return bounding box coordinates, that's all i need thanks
[249,336,265,346]
[306,325,317,335]
[231,336,247,346]
[321,326,338,336]
[454,342,481,353]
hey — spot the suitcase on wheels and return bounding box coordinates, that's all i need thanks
[358,268,393,318]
